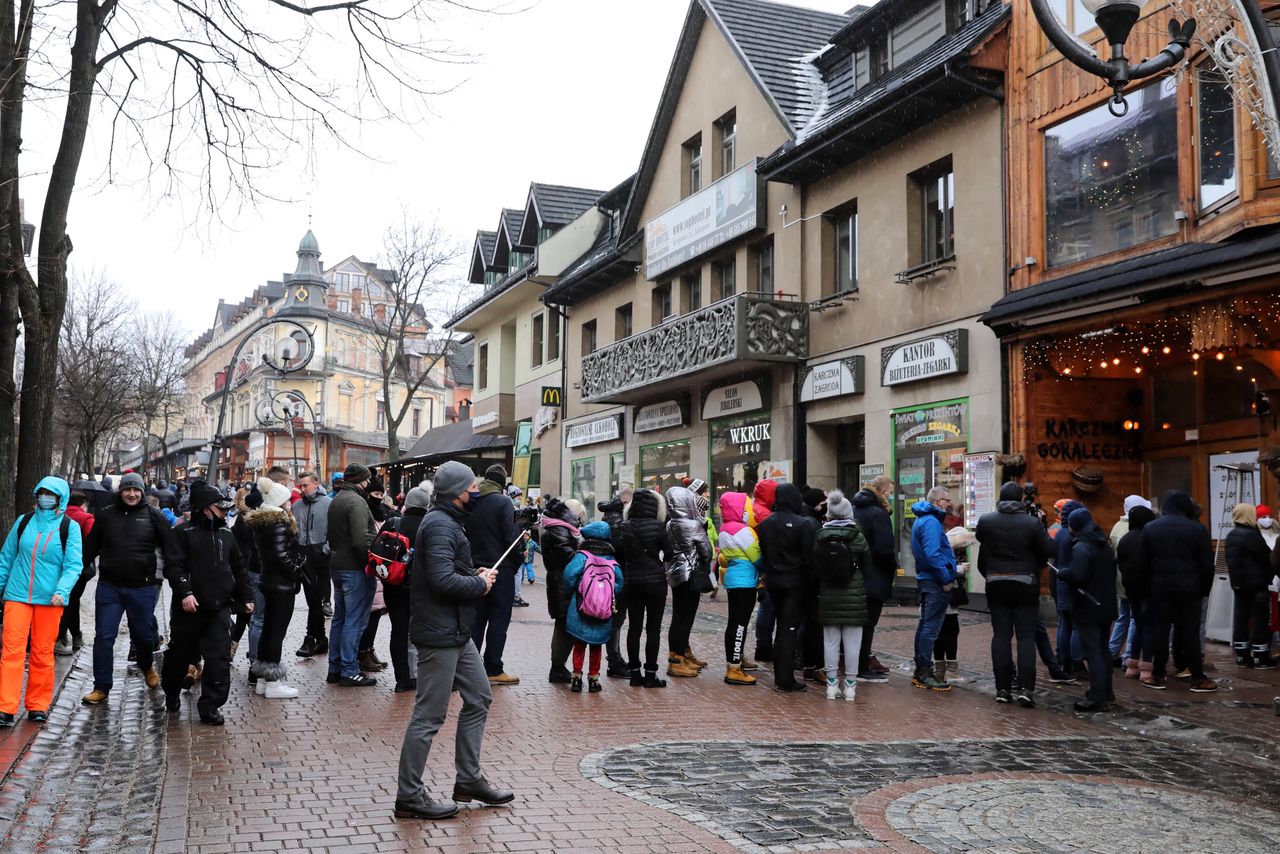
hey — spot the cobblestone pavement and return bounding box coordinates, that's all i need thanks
[0,569,1276,853]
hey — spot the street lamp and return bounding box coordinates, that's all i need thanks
[1030,0,1196,116]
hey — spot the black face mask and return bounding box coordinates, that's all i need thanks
[198,510,227,529]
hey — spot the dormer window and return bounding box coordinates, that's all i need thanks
[483,270,503,288]
[870,36,889,82]
[509,250,531,272]
[536,227,555,244]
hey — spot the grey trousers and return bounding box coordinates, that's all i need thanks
[396,642,493,802]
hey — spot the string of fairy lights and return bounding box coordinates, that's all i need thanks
[1022,293,1280,385]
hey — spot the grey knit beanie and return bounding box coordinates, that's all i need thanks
[404,486,433,509]
[434,461,476,501]
[826,489,854,520]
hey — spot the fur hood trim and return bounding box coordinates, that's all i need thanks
[244,506,297,533]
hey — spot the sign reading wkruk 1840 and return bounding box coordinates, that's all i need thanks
[645,159,765,280]
[880,329,969,387]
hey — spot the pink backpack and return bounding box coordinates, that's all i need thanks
[576,551,617,621]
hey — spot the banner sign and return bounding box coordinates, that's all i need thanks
[645,159,764,279]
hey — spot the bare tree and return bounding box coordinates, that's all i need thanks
[56,273,137,478]
[0,0,497,529]
[359,217,469,461]
[132,311,188,482]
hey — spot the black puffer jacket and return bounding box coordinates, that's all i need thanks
[757,484,817,590]
[540,499,582,620]
[1059,523,1118,624]
[1141,490,1214,600]
[618,489,666,587]
[975,493,1054,584]
[410,501,487,648]
[663,486,713,588]
[851,488,895,601]
[245,507,303,594]
[1116,506,1154,599]
[231,512,260,575]
[85,497,176,587]
[465,478,520,572]
[1225,523,1272,592]
[166,515,250,613]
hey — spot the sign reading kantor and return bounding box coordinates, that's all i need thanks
[881,330,969,387]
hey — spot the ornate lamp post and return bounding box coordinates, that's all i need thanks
[1030,0,1196,116]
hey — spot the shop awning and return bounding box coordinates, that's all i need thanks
[981,227,1280,337]
[382,419,512,467]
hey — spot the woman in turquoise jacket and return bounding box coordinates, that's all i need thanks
[0,476,84,725]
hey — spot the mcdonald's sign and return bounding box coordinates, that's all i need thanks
[541,386,563,408]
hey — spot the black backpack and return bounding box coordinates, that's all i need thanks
[815,531,855,588]
[15,513,71,552]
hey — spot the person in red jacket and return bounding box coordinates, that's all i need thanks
[55,491,95,656]
[750,479,778,662]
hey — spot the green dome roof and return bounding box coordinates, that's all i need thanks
[298,229,319,254]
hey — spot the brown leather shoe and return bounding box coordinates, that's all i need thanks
[488,672,520,686]
[81,689,109,705]
[144,668,161,689]
[869,656,890,675]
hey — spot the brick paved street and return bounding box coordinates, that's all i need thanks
[0,571,1276,853]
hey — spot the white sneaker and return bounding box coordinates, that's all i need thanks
[843,679,857,702]
[255,680,267,696]
[826,679,840,700]
[264,681,299,699]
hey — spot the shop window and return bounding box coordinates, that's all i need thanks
[682,272,702,312]
[609,451,626,494]
[684,134,703,197]
[910,158,954,266]
[714,258,736,301]
[615,303,632,340]
[640,440,690,494]
[1198,69,1237,210]
[716,110,737,178]
[1044,79,1179,267]
[752,240,774,294]
[892,400,969,578]
[582,319,597,355]
[1152,365,1196,429]
[570,457,598,521]
[709,413,772,515]
[478,342,489,390]
[547,310,561,361]
[652,283,673,326]
[1204,357,1276,423]
[531,311,545,368]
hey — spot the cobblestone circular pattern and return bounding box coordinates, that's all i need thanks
[884,778,1280,853]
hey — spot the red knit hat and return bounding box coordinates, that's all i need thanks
[1257,504,1273,518]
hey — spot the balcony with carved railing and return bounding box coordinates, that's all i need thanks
[579,292,808,404]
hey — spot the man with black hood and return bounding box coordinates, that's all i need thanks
[162,482,252,725]
[465,465,521,686]
[757,483,817,692]
[851,476,895,681]
[1141,490,1216,692]
[1058,508,1118,712]
[798,487,827,684]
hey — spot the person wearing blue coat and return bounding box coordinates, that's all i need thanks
[0,476,84,725]
[1053,500,1086,678]
[560,521,623,694]
[909,489,957,691]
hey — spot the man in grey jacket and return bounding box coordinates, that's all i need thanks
[395,461,513,821]
[291,472,331,658]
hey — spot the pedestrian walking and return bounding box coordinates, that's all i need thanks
[54,490,95,655]
[1117,505,1156,680]
[0,477,84,725]
[291,472,331,659]
[514,531,536,608]
[81,471,175,705]
[327,463,378,687]
[663,485,714,679]
[246,478,305,698]
[975,482,1055,707]
[162,482,252,725]
[395,461,512,821]
[1141,490,1217,692]
[814,491,869,702]
[618,489,669,688]
[1058,508,1118,712]
[851,477,895,682]
[560,521,624,693]
[466,465,522,686]
[1225,503,1276,669]
[758,484,817,693]
[541,497,585,683]
[717,491,760,686]
[909,486,957,692]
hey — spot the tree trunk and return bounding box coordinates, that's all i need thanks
[387,422,400,463]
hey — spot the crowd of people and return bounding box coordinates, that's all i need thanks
[0,458,1274,817]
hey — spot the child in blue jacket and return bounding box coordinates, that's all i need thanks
[561,522,623,693]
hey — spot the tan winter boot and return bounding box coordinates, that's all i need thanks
[667,654,700,678]
[1124,658,1141,679]
[684,648,709,670]
[724,664,756,685]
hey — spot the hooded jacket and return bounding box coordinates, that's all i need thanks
[748,479,777,528]
[561,522,624,645]
[1141,490,1214,600]
[465,476,520,573]
[1116,506,1154,600]
[410,500,488,648]
[663,486,713,588]
[757,484,816,589]
[244,506,303,594]
[910,500,956,584]
[1225,504,1271,592]
[717,492,760,590]
[84,489,175,587]
[291,490,331,550]
[327,480,375,572]
[618,489,667,587]
[166,511,250,613]
[1050,500,1084,605]
[0,477,84,605]
[816,520,869,627]
[1058,522,1118,624]
[540,498,583,620]
[597,497,625,536]
[975,485,1054,585]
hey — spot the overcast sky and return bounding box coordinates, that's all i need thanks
[39,0,857,343]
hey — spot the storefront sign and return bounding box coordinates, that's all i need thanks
[703,380,764,420]
[533,406,558,438]
[859,463,886,485]
[800,357,864,402]
[1035,418,1140,462]
[472,411,499,429]
[881,330,969,387]
[764,460,791,483]
[728,421,771,455]
[541,386,563,408]
[565,414,623,448]
[634,399,688,433]
[893,401,968,448]
[645,159,764,279]
[962,452,998,529]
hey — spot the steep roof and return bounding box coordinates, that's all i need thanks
[470,230,499,283]
[501,208,527,250]
[529,184,606,227]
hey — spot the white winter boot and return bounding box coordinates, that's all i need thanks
[264,681,299,699]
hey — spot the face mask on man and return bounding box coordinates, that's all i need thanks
[1261,517,1275,529]
[36,495,57,511]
